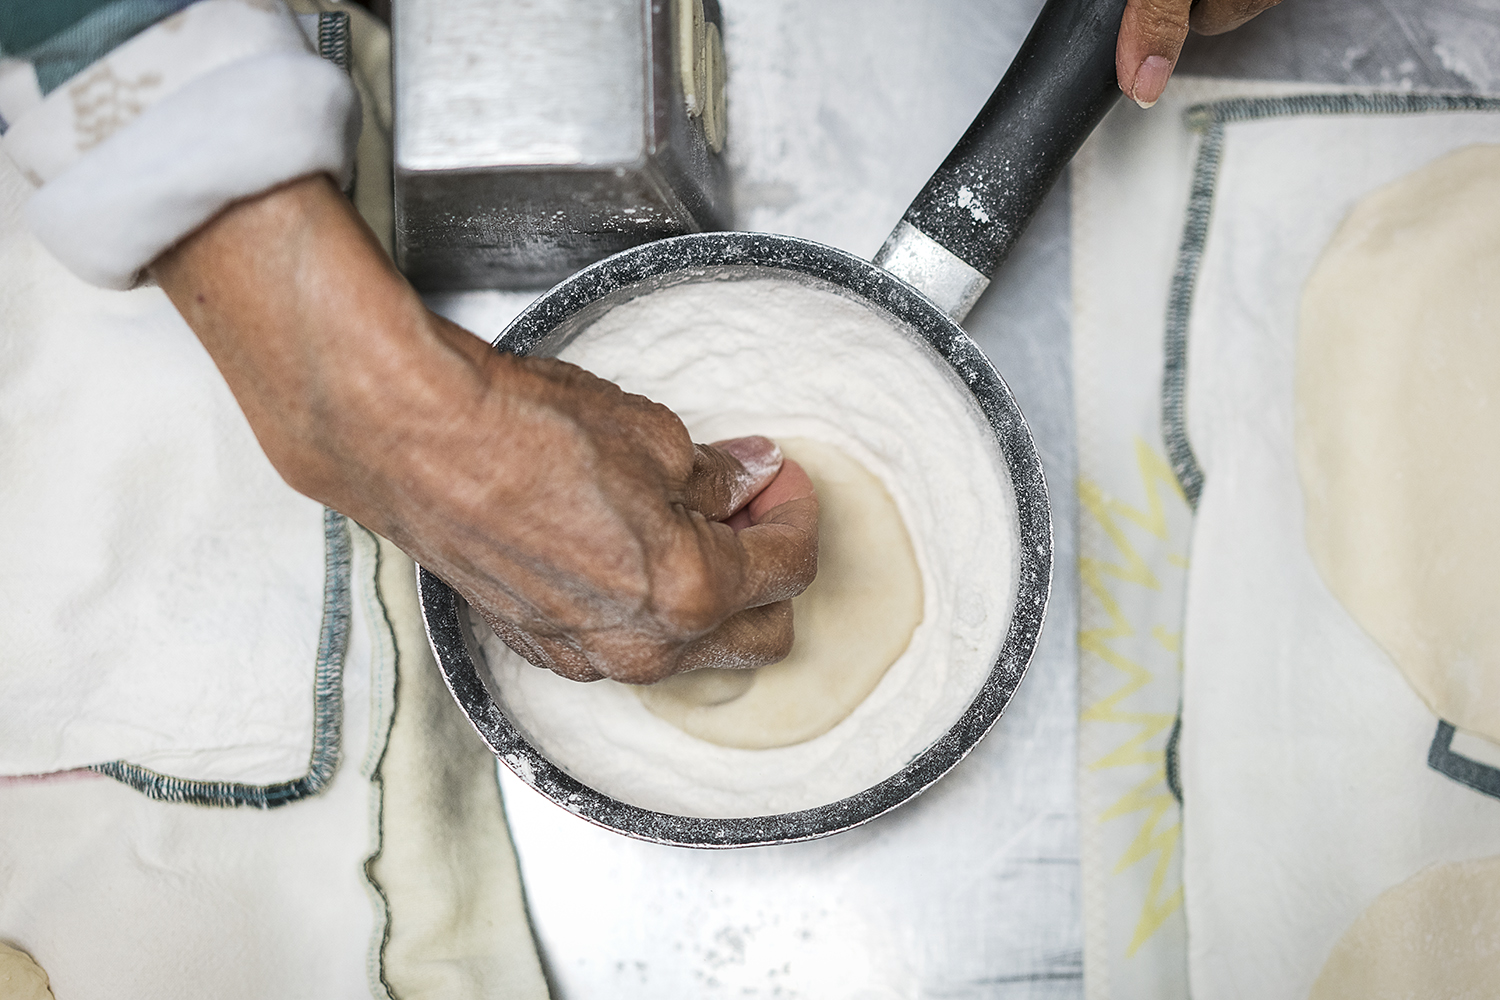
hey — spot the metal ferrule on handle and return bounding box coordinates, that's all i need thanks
[875,0,1128,321]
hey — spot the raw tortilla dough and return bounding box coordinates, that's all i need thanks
[0,943,54,1000]
[638,437,924,749]
[1296,144,1500,744]
[1308,855,1500,1000]
[478,276,1018,818]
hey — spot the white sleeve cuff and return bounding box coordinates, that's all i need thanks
[23,50,357,289]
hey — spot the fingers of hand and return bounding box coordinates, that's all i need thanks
[745,456,813,521]
[1116,0,1190,108]
[648,457,816,631]
[677,601,796,673]
[1189,0,1283,36]
[647,463,815,677]
[478,458,816,684]
[680,436,783,520]
[731,459,819,607]
[477,607,606,682]
[569,600,792,683]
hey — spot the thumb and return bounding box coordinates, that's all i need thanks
[1116,0,1190,108]
[680,435,783,520]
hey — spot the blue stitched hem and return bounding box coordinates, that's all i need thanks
[1428,721,1500,800]
[90,508,352,808]
[1160,91,1500,510]
[84,12,357,810]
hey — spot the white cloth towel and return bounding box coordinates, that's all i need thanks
[1072,79,1500,1000]
[0,0,363,788]
[0,524,391,1000]
[1071,77,1317,1000]
[1,8,550,996]
[0,121,338,785]
[1169,98,1500,998]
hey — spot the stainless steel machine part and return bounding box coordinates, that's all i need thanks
[393,0,731,290]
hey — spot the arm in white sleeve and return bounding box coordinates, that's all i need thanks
[0,0,357,289]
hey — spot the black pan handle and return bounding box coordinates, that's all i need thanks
[875,0,1128,320]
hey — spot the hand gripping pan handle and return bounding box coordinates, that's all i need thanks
[874,0,1128,321]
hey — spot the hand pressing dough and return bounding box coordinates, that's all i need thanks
[0,942,55,1000]
[1308,855,1500,1000]
[1297,144,1500,744]
[638,437,923,749]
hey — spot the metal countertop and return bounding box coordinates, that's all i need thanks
[426,2,1497,996]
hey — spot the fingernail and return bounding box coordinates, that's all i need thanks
[716,435,783,482]
[1131,55,1172,109]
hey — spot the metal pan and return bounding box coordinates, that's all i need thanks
[419,0,1127,847]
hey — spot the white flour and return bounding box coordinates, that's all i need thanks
[473,276,1018,818]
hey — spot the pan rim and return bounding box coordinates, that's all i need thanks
[418,230,1053,848]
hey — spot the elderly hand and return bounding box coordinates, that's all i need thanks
[153,174,818,684]
[1117,0,1285,108]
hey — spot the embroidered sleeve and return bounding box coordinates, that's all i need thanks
[0,0,357,289]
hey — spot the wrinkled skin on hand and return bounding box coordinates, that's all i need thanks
[152,175,818,685]
[1117,0,1287,108]
[395,345,821,684]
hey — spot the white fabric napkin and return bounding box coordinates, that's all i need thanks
[0,3,377,793]
[0,525,389,1000]
[1,8,549,994]
[1169,97,1500,998]
[1072,79,1500,1000]
[0,141,345,787]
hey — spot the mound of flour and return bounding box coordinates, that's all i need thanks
[473,275,1018,818]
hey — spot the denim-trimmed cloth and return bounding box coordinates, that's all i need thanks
[1158,90,1500,804]
[81,10,356,808]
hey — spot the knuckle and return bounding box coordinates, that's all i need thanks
[590,636,681,685]
[1129,0,1191,37]
[761,606,795,662]
[705,604,795,670]
[653,554,734,632]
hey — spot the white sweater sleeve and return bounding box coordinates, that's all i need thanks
[0,0,358,289]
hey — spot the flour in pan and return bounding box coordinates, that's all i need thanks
[472,276,1018,818]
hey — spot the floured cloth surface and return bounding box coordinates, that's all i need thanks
[1073,80,1500,999]
[0,124,340,787]
[0,523,392,1000]
[0,8,359,791]
[1169,94,1500,999]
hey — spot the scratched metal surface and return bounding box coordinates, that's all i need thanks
[425,1,1496,995]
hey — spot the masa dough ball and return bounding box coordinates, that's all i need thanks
[1296,144,1500,743]
[0,943,54,1000]
[1308,856,1500,1000]
[638,437,924,749]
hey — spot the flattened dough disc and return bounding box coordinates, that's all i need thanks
[1297,144,1500,744]
[0,943,54,1000]
[639,437,923,749]
[1308,855,1500,1000]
